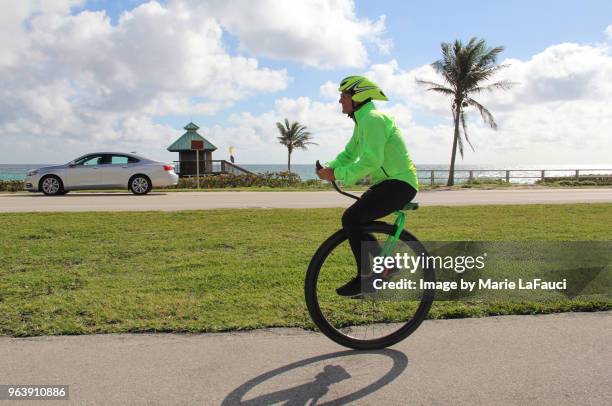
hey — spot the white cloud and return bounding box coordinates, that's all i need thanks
[491,43,612,106]
[351,41,612,164]
[468,43,612,157]
[198,94,451,165]
[0,0,85,67]
[366,60,452,115]
[1,2,609,167]
[0,0,289,163]
[191,0,391,68]
[198,96,352,164]
[367,40,612,113]
[205,37,612,166]
[319,81,339,99]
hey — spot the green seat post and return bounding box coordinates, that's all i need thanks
[380,210,407,258]
[379,203,418,258]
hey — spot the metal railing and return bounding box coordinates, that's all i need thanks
[172,160,253,176]
[170,163,611,184]
[417,169,612,185]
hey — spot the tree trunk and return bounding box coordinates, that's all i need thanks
[287,150,292,173]
[447,104,461,186]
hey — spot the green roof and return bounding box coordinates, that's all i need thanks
[167,122,217,152]
[184,122,200,131]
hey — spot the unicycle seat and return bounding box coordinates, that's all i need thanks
[402,202,419,211]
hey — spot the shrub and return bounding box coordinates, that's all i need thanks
[302,178,326,188]
[465,178,507,185]
[459,178,510,188]
[0,180,24,192]
[163,171,317,189]
[536,176,612,186]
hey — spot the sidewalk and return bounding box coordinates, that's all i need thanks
[1,312,610,405]
[1,188,612,212]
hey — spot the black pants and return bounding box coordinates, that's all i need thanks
[342,179,417,276]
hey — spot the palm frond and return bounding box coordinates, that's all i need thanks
[460,110,475,154]
[415,79,455,95]
[416,79,445,88]
[470,80,517,93]
[430,87,456,96]
[475,45,505,69]
[276,122,286,134]
[465,97,497,130]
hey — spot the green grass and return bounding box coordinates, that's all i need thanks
[1,204,611,337]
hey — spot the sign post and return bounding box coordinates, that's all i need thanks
[191,140,204,189]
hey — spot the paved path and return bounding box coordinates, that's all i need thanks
[1,188,611,212]
[1,312,610,405]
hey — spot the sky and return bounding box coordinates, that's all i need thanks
[1,0,611,166]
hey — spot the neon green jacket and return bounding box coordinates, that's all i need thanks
[326,101,419,191]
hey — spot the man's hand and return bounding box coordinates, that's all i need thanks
[317,167,336,182]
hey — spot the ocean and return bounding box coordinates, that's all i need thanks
[2,163,611,184]
[0,164,46,181]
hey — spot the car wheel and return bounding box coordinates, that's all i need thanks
[129,175,151,195]
[40,175,64,196]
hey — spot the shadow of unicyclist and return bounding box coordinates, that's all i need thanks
[222,349,408,405]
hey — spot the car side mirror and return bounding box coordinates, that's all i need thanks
[68,162,76,167]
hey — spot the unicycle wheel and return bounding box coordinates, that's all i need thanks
[305,222,434,350]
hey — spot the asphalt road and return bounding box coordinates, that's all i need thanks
[1,312,610,405]
[1,188,612,212]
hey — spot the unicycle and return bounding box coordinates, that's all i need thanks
[305,161,435,350]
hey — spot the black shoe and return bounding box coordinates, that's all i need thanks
[336,276,376,297]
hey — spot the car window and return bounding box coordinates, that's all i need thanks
[73,156,90,165]
[128,156,139,164]
[111,156,129,165]
[79,155,103,166]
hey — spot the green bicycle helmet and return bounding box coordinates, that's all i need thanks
[338,75,389,102]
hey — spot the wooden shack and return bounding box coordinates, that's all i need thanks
[167,122,252,177]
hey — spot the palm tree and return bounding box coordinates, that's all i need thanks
[276,118,317,172]
[416,38,515,185]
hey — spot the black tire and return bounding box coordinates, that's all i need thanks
[129,175,152,195]
[305,221,435,350]
[39,175,64,196]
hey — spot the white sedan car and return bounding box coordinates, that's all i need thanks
[24,152,179,195]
